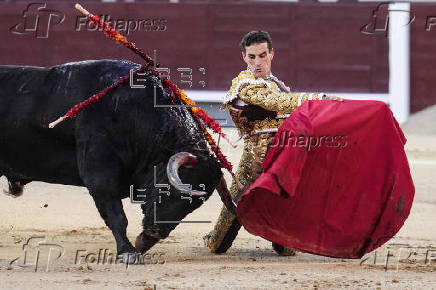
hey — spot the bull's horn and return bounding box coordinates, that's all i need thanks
[215,176,237,214]
[166,152,208,196]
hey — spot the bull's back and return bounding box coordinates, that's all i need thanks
[0,60,140,185]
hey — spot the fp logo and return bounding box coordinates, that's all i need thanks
[10,3,65,39]
[360,2,415,37]
[9,236,64,272]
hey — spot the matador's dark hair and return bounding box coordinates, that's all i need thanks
[240,30,273,53]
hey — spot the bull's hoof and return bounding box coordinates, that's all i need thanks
[117,252,143,264]
[272,242,296,256]
[3,181,24,198]
[135,232,159,254]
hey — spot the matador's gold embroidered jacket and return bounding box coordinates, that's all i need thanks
[222,70,324,139]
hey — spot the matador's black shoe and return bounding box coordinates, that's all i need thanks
[272,242,296,256]
[203,218,242,254]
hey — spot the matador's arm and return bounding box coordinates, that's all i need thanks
[237,83,325,115]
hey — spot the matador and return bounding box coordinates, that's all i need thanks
[204,31,340,255]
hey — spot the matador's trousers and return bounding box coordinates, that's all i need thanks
[206,132,275,253]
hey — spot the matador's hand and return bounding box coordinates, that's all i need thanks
[322,95,343,102]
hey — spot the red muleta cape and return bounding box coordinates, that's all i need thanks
[236,100,415,258]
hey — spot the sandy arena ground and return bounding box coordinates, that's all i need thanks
[0,115,435,289]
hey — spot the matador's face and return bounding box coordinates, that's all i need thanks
[242,42,274,79]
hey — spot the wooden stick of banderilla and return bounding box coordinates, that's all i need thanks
[75,3,89,16]
[49,117,66,128]
[48,64,149,129]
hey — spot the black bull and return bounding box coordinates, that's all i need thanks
[0,59,234,260]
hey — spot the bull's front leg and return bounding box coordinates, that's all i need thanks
[82,180,141,263]
[76,138,140,264]
[91,195,140,263]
